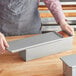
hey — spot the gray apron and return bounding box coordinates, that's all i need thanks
[0,0,41,36]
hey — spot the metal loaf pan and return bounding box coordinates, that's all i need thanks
[7,31,73,61]
[60,54,76,76]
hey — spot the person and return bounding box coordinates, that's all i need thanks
[0,0,74,54]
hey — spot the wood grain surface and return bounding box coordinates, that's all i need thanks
[0,33,76,76]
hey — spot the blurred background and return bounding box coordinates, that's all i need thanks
[39,0,76,34]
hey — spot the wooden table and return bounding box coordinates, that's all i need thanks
[0,34,76,76]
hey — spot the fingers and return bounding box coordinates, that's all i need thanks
[0,38,5,54]
[65,26,73,36]
[66,26,74,36]
[60,24,75,36]
[3,35,9,48]
[0,32,9,54]
[68,25,75,36]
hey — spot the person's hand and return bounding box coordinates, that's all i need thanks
[60,20,74,36]
[0,32,9,54]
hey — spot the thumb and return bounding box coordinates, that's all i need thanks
[3,37,9,48]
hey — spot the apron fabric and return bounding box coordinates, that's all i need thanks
[0,0,41,36]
